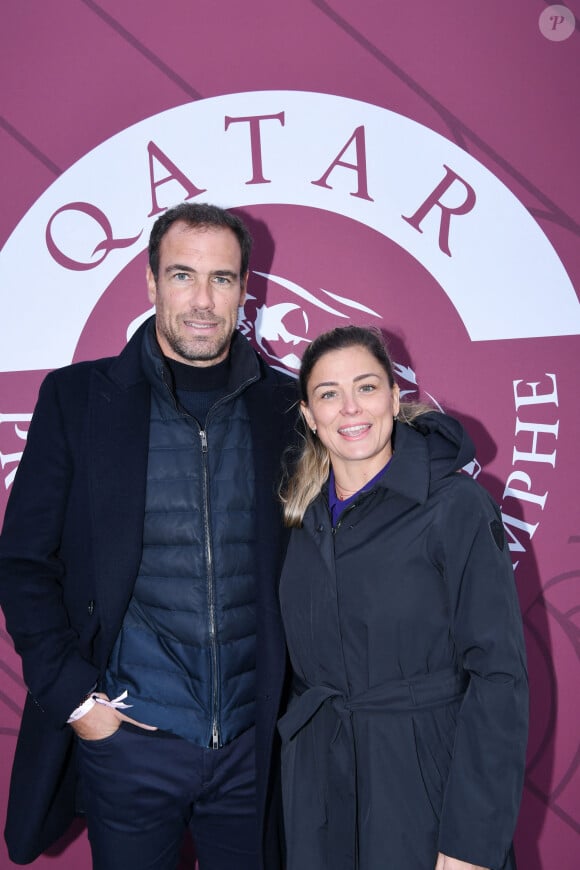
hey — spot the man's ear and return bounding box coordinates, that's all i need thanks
[146,265,157,305]
[239,270,249,306]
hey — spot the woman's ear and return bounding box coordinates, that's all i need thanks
[300,401,316,433]
[392,383,400,418]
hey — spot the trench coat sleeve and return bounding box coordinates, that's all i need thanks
[0,372,99,725]
[435,478,528,869]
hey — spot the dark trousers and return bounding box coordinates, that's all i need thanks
[76,723,258,870]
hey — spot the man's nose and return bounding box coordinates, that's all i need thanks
[189,278,214,309]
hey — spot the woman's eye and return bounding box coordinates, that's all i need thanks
[320,390,337,400]
[359,383,376,392]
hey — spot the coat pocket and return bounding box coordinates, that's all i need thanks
[411,701,460,821]
[281,717,328,829]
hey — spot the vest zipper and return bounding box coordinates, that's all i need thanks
[200,427,220,749]
[198,369,259,751]
[159,349,260,750]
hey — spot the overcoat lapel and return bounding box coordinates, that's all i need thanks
[87,337,151,658]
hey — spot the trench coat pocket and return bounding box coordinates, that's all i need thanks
[281,711,328,830]
[412,702,460,821]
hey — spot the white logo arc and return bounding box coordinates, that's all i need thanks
[1,91,578,372]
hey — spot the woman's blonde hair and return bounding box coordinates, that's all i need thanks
[280,325,433,527]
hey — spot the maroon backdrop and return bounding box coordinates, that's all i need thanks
[1,2,579,868]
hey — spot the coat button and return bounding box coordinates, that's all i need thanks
[87,600,95,615]
[316,524,324,532]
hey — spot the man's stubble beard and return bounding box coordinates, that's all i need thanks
[162,320,233,365]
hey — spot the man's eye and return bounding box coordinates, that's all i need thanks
[174,272,190,281]
[213,275,231,285]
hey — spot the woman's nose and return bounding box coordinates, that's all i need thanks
[341,392,361,415]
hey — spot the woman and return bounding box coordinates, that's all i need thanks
[278,326,528,870]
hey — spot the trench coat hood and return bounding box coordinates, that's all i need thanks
[381,412,475,505]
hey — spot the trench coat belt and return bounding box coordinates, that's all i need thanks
[278,667,468,870]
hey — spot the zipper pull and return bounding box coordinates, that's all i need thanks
[200,430,208,452]
[212,724,219,749]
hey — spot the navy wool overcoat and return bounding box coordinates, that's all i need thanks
[0,319,297,867]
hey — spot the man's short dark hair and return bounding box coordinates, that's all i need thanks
[148,202,253,280]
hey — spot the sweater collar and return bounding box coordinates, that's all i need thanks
[141,318,260,403]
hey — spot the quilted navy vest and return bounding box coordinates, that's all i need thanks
[104,328,258,747]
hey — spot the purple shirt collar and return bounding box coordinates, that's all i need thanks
[328,459,391,526]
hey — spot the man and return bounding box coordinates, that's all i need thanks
[0,203,297,869]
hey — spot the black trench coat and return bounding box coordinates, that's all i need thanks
[278,414,528,870]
